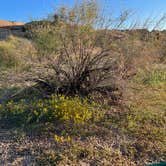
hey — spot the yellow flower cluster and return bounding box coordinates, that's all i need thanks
[48,95,95,124]
[54,134,72,143]
[0,95,104,125]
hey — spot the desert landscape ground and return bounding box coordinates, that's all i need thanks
[0,1,166,166]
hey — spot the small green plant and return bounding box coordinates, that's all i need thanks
[134,69,166,86]
[143,70,166,85]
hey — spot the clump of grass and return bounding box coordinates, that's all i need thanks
[0,37,18,68]
[133,69,166,86]
[143,70,166,85]
[0,35,36,71]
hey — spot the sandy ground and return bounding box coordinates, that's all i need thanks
[0,128,54,166]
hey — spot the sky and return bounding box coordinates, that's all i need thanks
[0,0,166,23]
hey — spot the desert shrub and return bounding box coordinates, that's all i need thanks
[0,35,36,70]
[29,1,133,100]
[31,1,165,100]
[0,95,104,127]
[26,0,166,107]
[26,20,60,58]
[0,37,18,68]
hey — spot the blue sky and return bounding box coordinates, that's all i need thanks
[0,0,166,23]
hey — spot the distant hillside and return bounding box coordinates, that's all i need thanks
[25,20,166,42]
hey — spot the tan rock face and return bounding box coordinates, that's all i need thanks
[0,20,24,27]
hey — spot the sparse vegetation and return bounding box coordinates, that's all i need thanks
[0,0,166,165]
